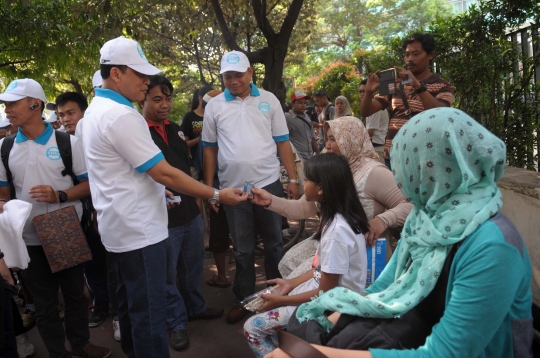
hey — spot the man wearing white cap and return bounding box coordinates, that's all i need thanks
[286,90,319,161]
[92,70,103,88]
[0,79,111,358]
[202,50,299,324]
[0,118,13,138]
[77,37,247,357]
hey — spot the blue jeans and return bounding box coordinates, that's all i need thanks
[112,239,169,358]
[224,179,284,304]
[166,216,206,332]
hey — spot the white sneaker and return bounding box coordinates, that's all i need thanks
[16,334,36,358]
[113,318,121,341]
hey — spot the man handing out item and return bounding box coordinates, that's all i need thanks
[77,37,246,357]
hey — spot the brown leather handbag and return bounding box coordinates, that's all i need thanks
[32,195,92,273]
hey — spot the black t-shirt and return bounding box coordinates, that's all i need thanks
[180,111,204,160]
[148,121,200,228]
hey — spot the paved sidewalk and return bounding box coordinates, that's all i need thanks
[24,217,319,357]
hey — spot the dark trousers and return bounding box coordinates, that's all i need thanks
[106,251,119,317]
[22,246,89,358]
[83,228,110,314]
[113,239,169,358]
[2,281,18,358]
[224,179,284,304]
[12,297,24,335]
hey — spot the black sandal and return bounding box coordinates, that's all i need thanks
[206,275,231,288]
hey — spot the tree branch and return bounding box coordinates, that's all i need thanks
[278,0,304,49]
[210,0,242,51]
[251,0,276,44]
[0,60,31,68]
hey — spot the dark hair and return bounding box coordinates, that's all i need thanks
[313,89,329,100]
[360,79,368,85]
[402,33,436,56]
[190,86,213,111]
[55,92,88,112]
[100,64,128,80]
[304,153,369,241]
[147,76,173,97]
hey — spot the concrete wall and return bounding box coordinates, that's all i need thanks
[498,166,540,304]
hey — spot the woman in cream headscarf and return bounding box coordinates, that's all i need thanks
[254,116,412,279]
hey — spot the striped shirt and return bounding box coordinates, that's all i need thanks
[374,74,455,159]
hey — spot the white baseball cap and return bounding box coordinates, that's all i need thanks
[92,70,103,88]
[100,36,161,75]
[220,51,250,74]
[44,112,57,123]
[0,79,47,103]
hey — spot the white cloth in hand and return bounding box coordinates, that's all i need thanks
[0,200,32,269]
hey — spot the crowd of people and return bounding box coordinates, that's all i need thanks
[0,31,534,358]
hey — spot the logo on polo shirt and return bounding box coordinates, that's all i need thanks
[6,81,18,92]
[258,102,271,113]
[46,146,61,161]
[136,44,147,61]
[226,54,240,64]
[178,131,185,140]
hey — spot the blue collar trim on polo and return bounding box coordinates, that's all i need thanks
[224,83,260,101]
[16,122,54,145]
[95,88,134,108]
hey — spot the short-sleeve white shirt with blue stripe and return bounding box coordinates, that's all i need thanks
[76,88,167,253]
[201,84,289,190]
[0,123,89,246]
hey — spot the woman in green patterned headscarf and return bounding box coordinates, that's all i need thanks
[264,108,533,358]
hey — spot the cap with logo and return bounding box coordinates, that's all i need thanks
[220,51,250,74]
[0,79,47,104]
[92,70,103,88]
[100,36,161,76]
[290,90,311,102]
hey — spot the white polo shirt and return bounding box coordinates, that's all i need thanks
[201,84,289,189]
[76,88,167,253]
[0,123,88,246]
[366,110,389,145]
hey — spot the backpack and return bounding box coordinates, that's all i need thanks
[324,103,335,121]
[1,131,78,199]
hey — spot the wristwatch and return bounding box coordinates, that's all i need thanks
[288,179,299,184]
[208,189,219,205]
[416,81,428,94]
[57,190,68,203]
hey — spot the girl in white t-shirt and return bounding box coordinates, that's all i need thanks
[244,153,369,358]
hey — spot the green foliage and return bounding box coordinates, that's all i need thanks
[428,0,540,169]
[285,0,453,82]
[300,61,362,115]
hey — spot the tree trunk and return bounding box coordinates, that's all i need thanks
[261,47,287,104]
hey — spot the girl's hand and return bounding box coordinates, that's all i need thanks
[365,217,385,247]
[251,187,273,206]
[257,294,285,312]
[264,348,293,358]
[267,278,293,295]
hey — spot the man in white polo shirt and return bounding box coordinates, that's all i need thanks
[202,51,299,324]
[0,79,110,358]
[77,37,246,357]
[359,79,388,163]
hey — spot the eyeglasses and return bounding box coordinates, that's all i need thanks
[358,90,365,94]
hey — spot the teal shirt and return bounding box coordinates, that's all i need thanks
[367,213,533,358]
